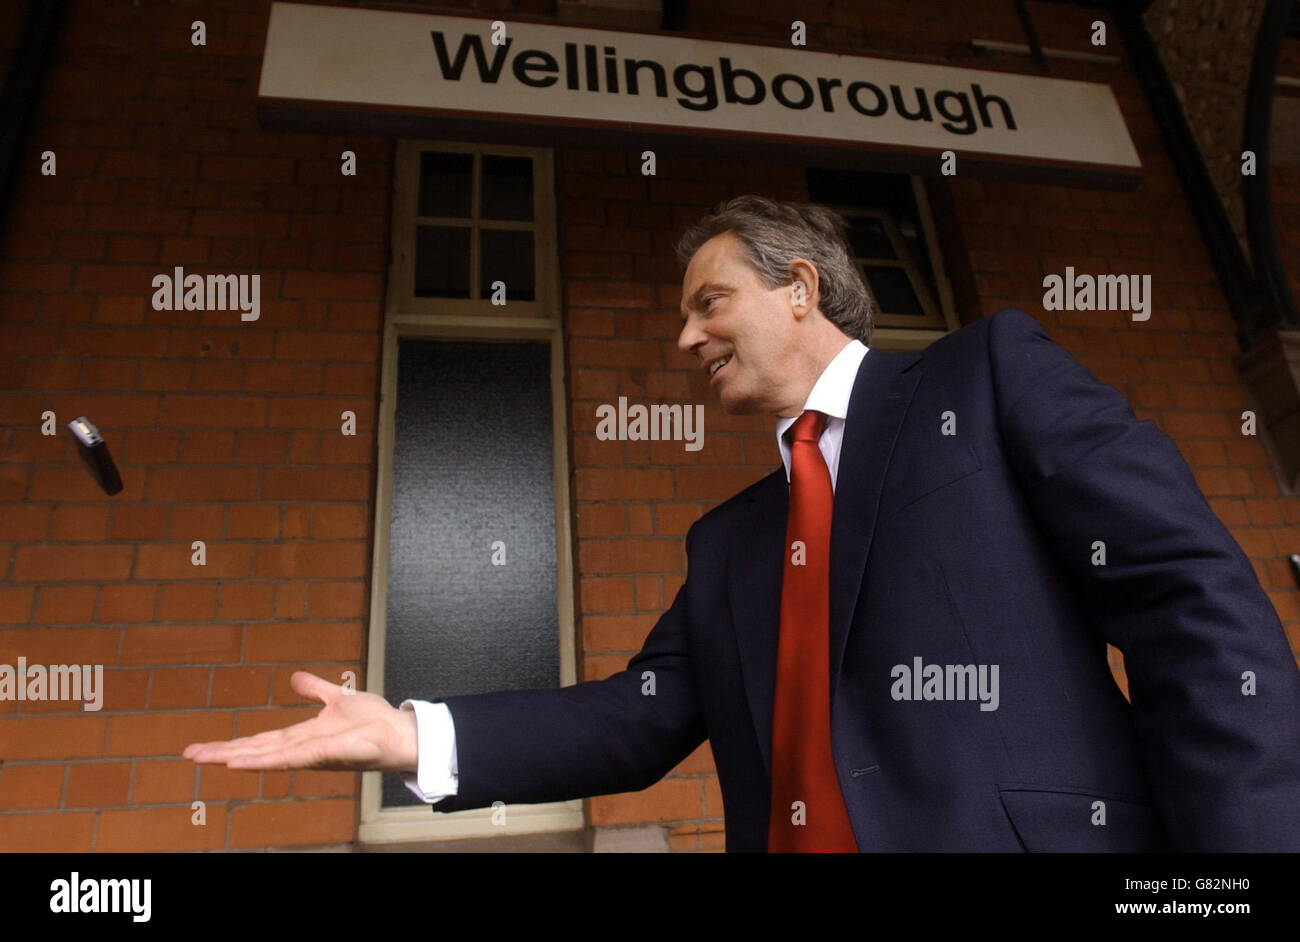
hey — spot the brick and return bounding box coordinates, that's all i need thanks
[107,711,233,756]
[260,469,371,501]
[158,584,218,622]
[169,504,225,539]
[144,468,259,503]
[307,582,366,619]
[201,155,294,183]
[0,812,95,851]
[1192,467,1253,497]
[267,398,372,430]
[97,583,157,622]
[121,625,243,665]
[252,542,367,579]
[576,469,674,501]
[33,585,99,624]
[577,504,627,537]
[12,545,134,582]
[292,770,357,798]
[0,506,50,542]
[0,716,107,760]
[589,777,702,826]
[310,505,368,539]
[580,576,635,613]
[243,621,364,661]
[198,763,261,801]
[98,670,150,712]
[579,539,682,575]
[191,209,288,239]
[656,503,704,536]
[0,628,119,669]
[211,665,272,707]
[86,205,190,235]
[281,270,381,300]
[0,764,66,809]
[673,741,716,776]
[229,798,354,847]
[235,431,290,465]
[0,261,73,292]
[96,805,227,851]
[149,667,211,709]
[65,761,131,808]
[0,587,36,625]
[582,614,659,652]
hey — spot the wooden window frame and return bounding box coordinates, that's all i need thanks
[820,176,960,351]
[358,140,580,845]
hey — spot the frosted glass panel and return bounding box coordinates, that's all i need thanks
[382,339,558,807]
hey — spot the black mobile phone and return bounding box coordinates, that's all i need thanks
[66,416,123,495]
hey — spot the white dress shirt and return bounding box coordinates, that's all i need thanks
[401,337,871,803]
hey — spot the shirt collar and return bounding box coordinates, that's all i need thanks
[776,338,869,480]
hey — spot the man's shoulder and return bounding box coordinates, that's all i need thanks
[913,307,1047,362]
[687,468,783,547]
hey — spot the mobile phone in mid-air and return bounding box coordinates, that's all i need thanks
[66,416,123,495]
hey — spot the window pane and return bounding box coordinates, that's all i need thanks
[419,151,473,218]
[481,155,534,221]
[382,339,558,807]
[846,216,895,259]
[863,265,924,316]
[807,167,941,314]
[414,225,470,298]
[480,229,536,301]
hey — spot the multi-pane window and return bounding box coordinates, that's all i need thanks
[390,143,556,317]
[363,142,576,844]
[807,168,954,335]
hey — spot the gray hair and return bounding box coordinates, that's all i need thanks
[673,195,875,343]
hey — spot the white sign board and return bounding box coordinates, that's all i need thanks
[259,2,1141,174]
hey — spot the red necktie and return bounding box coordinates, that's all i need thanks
[767,410,859,852]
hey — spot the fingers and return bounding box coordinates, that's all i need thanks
[290,670,342,706]
[182,671,355,767]
[225,738,329,771]
[185,720,316,763]
[210,729,377,772]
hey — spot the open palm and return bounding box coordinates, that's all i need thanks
[183,671,418,773]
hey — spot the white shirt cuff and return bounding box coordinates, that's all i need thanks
[399,699,459,804]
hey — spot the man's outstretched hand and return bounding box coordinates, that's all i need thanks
[183,671,419,773]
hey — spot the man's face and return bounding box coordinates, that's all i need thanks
[677,231,798,415]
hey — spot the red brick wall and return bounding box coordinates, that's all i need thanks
[0,0,1296,853]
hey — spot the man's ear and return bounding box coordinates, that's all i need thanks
[789,258,819,320]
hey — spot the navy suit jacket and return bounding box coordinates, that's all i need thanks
[431,308,1300,851]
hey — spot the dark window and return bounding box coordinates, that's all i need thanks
[382,339,559,808]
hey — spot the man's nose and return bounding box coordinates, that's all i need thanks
[677,317,704,356]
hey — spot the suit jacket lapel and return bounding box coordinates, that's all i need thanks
[726,347,922,776]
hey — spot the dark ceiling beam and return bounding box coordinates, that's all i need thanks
[1105,2,1299,345]
[1243,0,1299,338]
[1013,0,1050,72]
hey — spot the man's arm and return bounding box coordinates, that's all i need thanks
[987,308,1300,851]
[400,700,458,803]
[428,524,709,813]
[184,523,707,802]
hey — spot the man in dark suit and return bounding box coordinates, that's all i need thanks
[187,196,1300,852]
